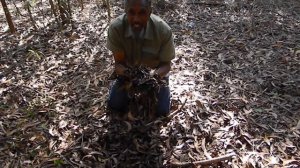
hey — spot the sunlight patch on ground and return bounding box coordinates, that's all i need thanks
[169,69,196,100]
[169,44,208,105]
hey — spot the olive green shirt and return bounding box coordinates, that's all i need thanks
[107,14,175,68]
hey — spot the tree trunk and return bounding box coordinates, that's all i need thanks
[100,0,111,22]
[13,1,25,17]
[106,0,111,22]
[57,0,69,25]
[66,0,74,29]
[49,0,61,27]
[24,0,38,30]
[0,0,16,33]
[79,0,84,10]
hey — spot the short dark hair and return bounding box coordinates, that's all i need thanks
[124,0,152,11]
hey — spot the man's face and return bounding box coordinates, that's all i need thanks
[126,0,151,33]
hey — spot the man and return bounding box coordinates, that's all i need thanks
[106,0,175,119]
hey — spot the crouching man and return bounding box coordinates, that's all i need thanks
[106,0,175,119]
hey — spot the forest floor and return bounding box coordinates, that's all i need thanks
[0,0,300,167]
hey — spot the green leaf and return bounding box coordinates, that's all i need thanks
[27,49,43,60]
[54,159,64,167]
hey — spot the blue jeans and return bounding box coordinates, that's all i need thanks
[107,78,170,117]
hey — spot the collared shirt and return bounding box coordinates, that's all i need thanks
[106,14,175,68]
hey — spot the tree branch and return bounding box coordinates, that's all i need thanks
[170,152,236,167]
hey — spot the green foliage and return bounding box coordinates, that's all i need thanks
[0,103,9,110]
[25,107,35,118]
[30,0,38,6]
[57,0,67,6]
[27,49,43,60]
[29,150,38,159]
[24,0,38,7]
[54,159,64,167]
[24,0,31,8]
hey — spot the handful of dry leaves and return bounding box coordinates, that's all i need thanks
[109,66,168,121]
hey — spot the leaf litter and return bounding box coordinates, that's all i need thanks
[0,0,299,167]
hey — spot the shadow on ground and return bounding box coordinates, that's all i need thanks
[100,119,164,167]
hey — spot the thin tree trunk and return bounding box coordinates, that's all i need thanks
[37,0,46,26]
[57,0,68,25]
[0,0,16,33]
[66,0,74,29]
[106,0,111,23]
[24,0,38,30]
[49,0,57,16]
[13,1,25,17]
[101,0,111,22]
[49,0,61,27]
[79,0,84,11]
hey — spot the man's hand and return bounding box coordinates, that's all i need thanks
[114,63,128,77]
[152,62,171,79]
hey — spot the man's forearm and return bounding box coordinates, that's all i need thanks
[155,62,171,78]
[112,51,128,76]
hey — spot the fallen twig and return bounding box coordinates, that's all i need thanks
[186,1,225,6]
[170,152,236,167]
